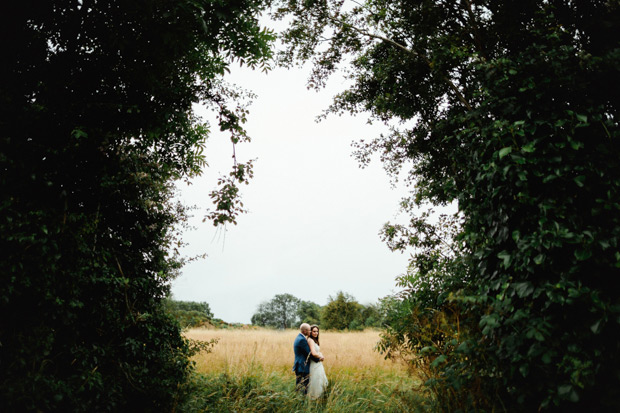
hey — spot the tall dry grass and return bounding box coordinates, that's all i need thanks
[180,328,426,412]
[185,328,406,377]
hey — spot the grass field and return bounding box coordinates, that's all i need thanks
[179,328,427,412]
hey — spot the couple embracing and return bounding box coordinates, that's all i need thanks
[293,323,329,399]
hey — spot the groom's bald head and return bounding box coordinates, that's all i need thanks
[300,323,311,336]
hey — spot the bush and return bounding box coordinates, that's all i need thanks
[0,1,272,410]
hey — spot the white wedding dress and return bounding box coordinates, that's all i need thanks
[307,344,328,400]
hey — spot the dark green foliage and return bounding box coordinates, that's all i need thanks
[209,319,246,329]
[321,291,362,330]
[359,302,384,328]
[166,300,214,319]
[378,214,479,410]
[276,0,620,410]
[251,293,301,329]
[347,301,389,330]
[251,293,381,330]
[165,299,214,328]
[0,1,272,411]
[297,300,323,325]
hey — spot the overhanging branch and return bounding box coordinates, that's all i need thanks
[328,15,474,111]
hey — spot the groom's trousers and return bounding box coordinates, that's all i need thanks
[295,372,309,394]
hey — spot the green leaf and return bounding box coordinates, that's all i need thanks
[71,128,88,139]
[534,330,545,341]
[558,384,580,402]
[591,319,603,334]
[558,384,572,396]
[515,282,535,298]
[430,354,447,368]
[499,147,512,159]
[574,175,585,187]
[456,342,469,353]
[569,390,580,403]
[522,141,536,153]
[570,140,584,150]
[525,328,535,339]
[574,249,592,261]
[533,254,544,265]
[498,251,512,268]
[576,114,588,123]
[420,346,436,354]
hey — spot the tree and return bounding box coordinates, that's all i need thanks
[359,303,381,328]
[251,293,301,329]
[321,291,362,330]
[1,1,272,411]
[165,299,214,328]
[297,300,323,325]
[167,300,214,319]
[275,0,620,410]
[251,302,276,326]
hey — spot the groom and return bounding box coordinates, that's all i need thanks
[293,323,323,394]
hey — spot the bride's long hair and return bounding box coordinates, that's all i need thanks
[309,325,320,346]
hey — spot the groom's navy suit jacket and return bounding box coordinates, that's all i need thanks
[293,333,314,374]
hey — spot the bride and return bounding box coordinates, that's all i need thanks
[306,325,328,400]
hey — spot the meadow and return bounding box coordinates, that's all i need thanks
[179,328,427,412]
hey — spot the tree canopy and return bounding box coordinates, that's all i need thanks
[165,299,214,329]
[321,291,362,330]
[251,293,301,329]
[297,299,323,325]
[275,0,620,410]
[1,1,272,410]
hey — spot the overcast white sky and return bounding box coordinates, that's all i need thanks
[170,61,414,324]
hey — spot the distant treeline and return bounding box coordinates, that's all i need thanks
[166,292,388,331]
[164,299,213,328]
[165,299,246,329]
[250,291,393,331]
